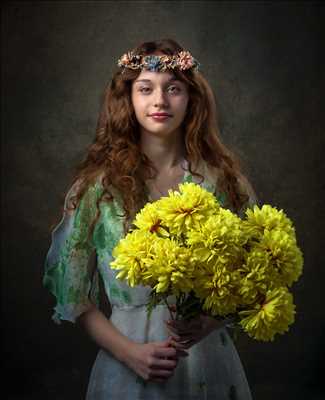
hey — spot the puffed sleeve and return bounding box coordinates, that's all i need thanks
[43,180,103,324]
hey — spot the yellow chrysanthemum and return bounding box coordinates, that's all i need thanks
[187,209,248,267]
[254,229,303,287]
[157,182,220,236]
[144,237,195,294]
[237,248,271,305]
[132,201,169,237]
[110,230,153,287]
[110,182,302,343]
[238,286,296,341]
[242,204,296,241]
[193,262,241,316]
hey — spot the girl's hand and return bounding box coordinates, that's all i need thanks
[165,314,224,350]
[127,337,188,383]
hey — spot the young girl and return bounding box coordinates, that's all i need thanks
[43,38,258,399]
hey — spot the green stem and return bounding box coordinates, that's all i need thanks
[164,297,175,321]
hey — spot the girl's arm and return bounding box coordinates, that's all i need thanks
[77,305,187,383]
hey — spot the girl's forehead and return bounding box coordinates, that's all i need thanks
[133,70,178,83]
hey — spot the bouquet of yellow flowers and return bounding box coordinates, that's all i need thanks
[110,183,303,341]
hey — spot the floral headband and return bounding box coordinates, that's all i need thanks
[117,50,200,73]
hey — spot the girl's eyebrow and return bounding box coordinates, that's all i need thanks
[134,78,181,84]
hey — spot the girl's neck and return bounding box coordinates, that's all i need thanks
[140,132,185,172]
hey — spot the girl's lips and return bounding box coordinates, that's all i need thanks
[150,115,171,121]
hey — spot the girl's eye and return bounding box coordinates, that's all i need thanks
[139,87,151,93]
[139,86,181,94]
[168,86,181,93]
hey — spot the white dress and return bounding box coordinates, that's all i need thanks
[43,160,257,400]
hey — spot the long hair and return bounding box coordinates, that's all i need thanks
[65,38,255,236]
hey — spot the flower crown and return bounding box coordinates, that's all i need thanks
[117,50,200,73]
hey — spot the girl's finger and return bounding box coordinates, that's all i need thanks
[167,337,189,357]
[171,337,195,350]
[150,369,174,379]
[169,330,196,341]
[169,340,188,350]
[151,358,177,370]
[155,346,177,359]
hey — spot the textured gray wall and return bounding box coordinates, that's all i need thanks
[2,1,324,399]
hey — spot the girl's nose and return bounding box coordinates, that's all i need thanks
[153,89,168,107]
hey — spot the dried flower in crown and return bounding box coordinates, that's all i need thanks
[117,50,200,73]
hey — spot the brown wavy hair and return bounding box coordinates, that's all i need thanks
[65,38,256,236]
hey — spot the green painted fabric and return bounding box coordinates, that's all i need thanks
[43,160,257,323]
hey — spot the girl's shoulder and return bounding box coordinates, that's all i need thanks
[195,160,259,210]
[192,159,221,190]
[64,173,106,212]
[184,160,225,203]
[199,160,256,198]
[200,160,220,184]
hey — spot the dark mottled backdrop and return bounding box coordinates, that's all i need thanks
[2,1,324,399]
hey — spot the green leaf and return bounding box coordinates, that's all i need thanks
[146,290,167,319]
[183,174,193,183]
[216,192,227,206]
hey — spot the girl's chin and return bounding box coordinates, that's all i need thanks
[140,127,179,138]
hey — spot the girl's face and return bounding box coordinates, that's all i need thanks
[131,69,189,140]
